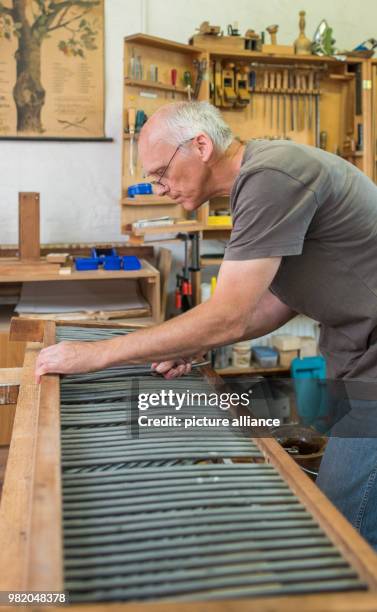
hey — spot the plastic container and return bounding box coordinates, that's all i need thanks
[123,255,142,270]
[252,345,279,368]
[75,257,100,271]
[232,341,252,368]
[127,183,153,198]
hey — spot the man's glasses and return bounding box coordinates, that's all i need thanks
[149,138,194,188]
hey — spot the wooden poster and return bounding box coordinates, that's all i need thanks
[0,0,104,138]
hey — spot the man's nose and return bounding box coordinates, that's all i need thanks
[154,182,169,195]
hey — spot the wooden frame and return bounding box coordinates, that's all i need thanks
[1,320,377,608]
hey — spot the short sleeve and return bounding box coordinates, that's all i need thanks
[224,169,318,261]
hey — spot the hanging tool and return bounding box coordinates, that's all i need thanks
[283,69,288,136]
[193,59,207,99]
[235,65,250,107]
[183,70,193,100]
[128,107,136,176]
[249,70,257,118]
[214,60,223,107]
[276,71,282,132]
[308,70,314,130]
[263,70,269,121]
[222,62,237,105]
[171,68,177,99]
[295,72,300,131]
[289,71,295,132]
[269,71,275,129]
[149,65,158,82]
[314,72,321,147]
[301,73,307,130]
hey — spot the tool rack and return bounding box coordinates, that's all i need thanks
[121,34,373,240]
[1,317,377,610]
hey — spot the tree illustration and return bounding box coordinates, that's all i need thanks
[0,0,100,133]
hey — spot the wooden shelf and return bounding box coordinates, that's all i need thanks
[125,77,188,95]
[121,195,178,206]
[0,258,158,283]
[125,33,203,54]
[209,49,340,64]
[127,222,204,237]
[216,364,290,376]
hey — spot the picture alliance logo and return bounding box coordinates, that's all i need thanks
[137,389,252,411]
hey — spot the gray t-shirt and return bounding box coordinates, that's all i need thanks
[224,139,377,382]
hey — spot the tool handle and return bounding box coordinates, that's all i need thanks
[175,288,182,309]
[308,71,314,91]
[283,69,289,90]
[128,107,136,134]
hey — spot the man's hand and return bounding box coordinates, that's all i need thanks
[151,358,192,379]
[35,340,103,383]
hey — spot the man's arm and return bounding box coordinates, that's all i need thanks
[153,286,296,377]
[35,257,289,380]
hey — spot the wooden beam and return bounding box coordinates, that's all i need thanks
[19,192,40,261]
[27,591,377,611]
[0,321,63,591]
[0,342,41,590]
[28,321,63,591]
[9,317,45,343]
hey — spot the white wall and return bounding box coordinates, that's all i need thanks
[1,0,376,245]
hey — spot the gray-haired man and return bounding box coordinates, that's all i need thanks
[35,101,377,547]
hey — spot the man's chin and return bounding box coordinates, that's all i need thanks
[181,198,206,211]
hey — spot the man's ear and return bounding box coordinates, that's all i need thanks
[194,133,214,162]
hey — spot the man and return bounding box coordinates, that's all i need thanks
[35,101,377,545]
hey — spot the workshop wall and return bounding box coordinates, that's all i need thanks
[0,0,376,245]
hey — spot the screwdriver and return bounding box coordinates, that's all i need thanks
[183,70,192,100]
[128,107,136,176]
[171,68,177,99]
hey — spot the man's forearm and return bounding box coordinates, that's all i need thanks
[98,299,246,368]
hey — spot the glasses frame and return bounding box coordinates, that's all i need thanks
[150,138,194,188]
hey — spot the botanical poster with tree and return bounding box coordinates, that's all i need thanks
[0,0,104,137]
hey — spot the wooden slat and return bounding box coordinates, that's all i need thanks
[255,436,377,590]
[28,591,377,611]
[19,192,40,261]
[0,341,41,590]
[28,321,63,590]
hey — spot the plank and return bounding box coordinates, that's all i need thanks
[19,192,40,261]
[0,341,41,590]
[28,321,63,590]
[27,591,377,611]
